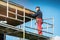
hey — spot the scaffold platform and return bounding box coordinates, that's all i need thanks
[0,0,54,40]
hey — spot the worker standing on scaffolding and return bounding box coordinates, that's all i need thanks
[31,6,43,35]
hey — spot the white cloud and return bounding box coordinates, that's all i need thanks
[50,36,60,40]
[54,36,60,40]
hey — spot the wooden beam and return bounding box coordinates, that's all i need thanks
[0,14,23,22]
[0,1,35,14]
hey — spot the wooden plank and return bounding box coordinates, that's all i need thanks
[0,1,35,14]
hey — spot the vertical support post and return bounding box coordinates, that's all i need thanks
[52,17,54,35]
[16,8,17,19]
[4,33,6,40]
[7,0,9,17]
[47,24,48,32]
[19,37,21,40]
[31,18,32,27]
[23,7,25,40]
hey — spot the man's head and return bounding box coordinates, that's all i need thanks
[35,6,40,11]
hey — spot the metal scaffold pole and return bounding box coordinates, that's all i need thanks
[7,0,9,17]
[4,33,6,40]
[52,17,54,36]
[31,18,32,27]
[23,7,25,40]
[16,8,17,19]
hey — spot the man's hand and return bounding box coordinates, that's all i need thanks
[30,12,35,14]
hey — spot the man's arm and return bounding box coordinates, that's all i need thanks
[31,12,39,17]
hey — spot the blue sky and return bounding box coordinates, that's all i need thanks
[6,0,60,40]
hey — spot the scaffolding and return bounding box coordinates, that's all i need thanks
[0,0,54,40]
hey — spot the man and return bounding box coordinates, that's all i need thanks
[31,6,43,35]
